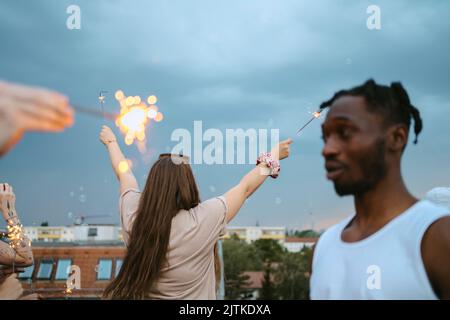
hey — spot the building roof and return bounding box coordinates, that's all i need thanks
[285,236,318,243]
[31,241,125,247]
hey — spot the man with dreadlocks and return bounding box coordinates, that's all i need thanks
[310,79,450,299]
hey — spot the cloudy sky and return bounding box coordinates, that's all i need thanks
[0,0,449,230]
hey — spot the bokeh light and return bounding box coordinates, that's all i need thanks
[113,90,164,145]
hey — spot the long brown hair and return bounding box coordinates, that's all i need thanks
[103,154,220,299]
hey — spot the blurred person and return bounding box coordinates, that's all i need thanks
[0,273,23,300]
[0,183,33,266]
[99,125,292,299]
[310,79,450,299]
[0,80,73,156]
[0,183,36,300]
[0,270,38,300]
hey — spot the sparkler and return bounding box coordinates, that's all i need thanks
[98,91,108,116]
[114,90,164,145]
[296,110,323,135]
[6,219,26,249]
[73,105,117,121]
[5,218,29,274]
[73,90,164,146]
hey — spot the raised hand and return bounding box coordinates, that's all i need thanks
[99,125,117,146]
[271,138,293,160]
[0,80,74,156]
[0,183,16,221]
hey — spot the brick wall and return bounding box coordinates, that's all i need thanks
[21,246,126,299]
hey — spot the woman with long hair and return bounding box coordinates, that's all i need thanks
[99,125,292,299]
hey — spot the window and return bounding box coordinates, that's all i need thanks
[55,259,72,280]
[88,228,98,237]
[37,260,54,280]
[18,265,34,280]
[115,259,123,277]
[97,259,112,280]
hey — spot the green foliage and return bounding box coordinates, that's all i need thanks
[223,237,313,300]
[273,248,311,299]
[259,262,276,300]
[222,236,262,299]
[253,239,284,263]
[291,229,320,238]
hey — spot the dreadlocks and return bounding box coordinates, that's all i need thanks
[319,79,423,144]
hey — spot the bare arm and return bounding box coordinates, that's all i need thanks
[0,240,32,267]
[0,80,73,157]
[100,126,138,194]
[422,216,450,299]
[0,183,33,267]
[224,139,292,223]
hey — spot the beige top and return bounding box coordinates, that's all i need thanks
[119,188,228,299]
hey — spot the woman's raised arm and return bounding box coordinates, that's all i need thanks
[224,138,292,223]
[99,125,139,194]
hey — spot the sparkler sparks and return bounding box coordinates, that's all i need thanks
[296,109,323,135]
[73,90,164,146]
[6,220,26,249]
[114,90,164,145]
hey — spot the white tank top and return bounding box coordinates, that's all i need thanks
[310,200,449,300]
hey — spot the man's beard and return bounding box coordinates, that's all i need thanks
[334,138,387,196]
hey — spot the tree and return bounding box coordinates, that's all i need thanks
[274,248,311,299]
[259,262,277,300]
[253,239,284,300]
[253,239,284,263]
[294,229,320,238]
[222,235,262,299]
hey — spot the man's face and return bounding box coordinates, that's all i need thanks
[321,95,388,196]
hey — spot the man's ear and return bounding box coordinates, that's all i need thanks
[386,124,408,152]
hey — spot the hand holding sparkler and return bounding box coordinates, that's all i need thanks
[99,125,117,146]
[0,80,74,157]
[271,138,293,161]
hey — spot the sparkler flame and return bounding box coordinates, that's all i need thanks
[64,287,73,295]
[114,90,164,145]
[7,222,26,249]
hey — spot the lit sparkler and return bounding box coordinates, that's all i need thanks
[114,90,164,145]
[73,90,164,146]
[296,109,323,135]
[6,220,26,249]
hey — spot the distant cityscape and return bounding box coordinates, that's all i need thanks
[22,224,318,252]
